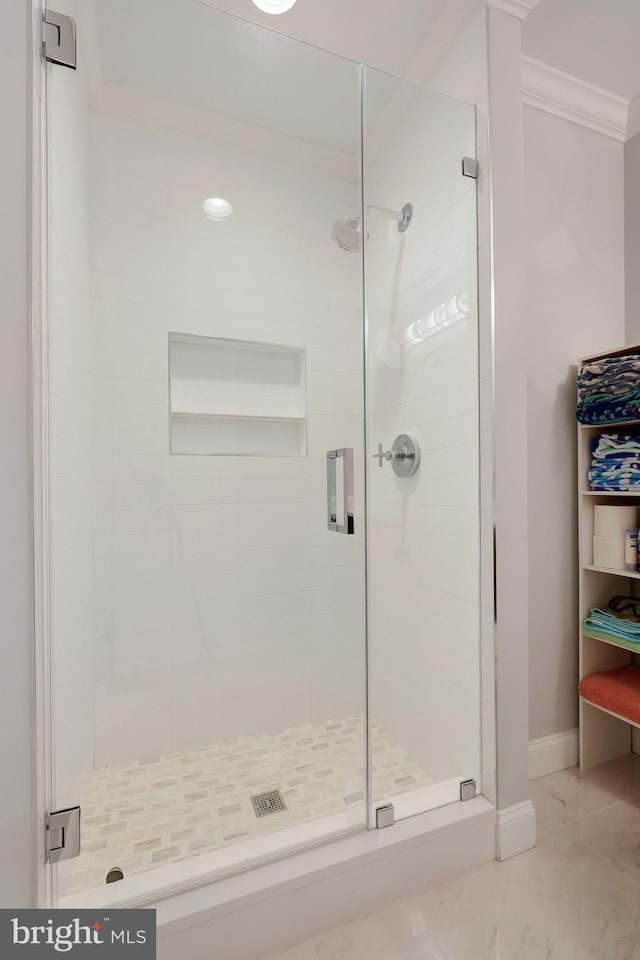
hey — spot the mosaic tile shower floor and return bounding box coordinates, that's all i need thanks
[59,713,432,896]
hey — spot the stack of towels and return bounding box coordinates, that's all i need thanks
[577,354,640,424]
[589,434,640,491]
[584,596,640,644]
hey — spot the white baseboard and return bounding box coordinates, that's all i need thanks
[529,728,579,780]
[496,800,536,861]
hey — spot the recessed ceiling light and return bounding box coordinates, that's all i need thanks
[251,0,297,14]
[203,197,233,221]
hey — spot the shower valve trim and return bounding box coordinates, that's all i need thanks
[372,435,421,478]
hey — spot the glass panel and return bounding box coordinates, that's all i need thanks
[47,0,366,903]
[364,67,481,820]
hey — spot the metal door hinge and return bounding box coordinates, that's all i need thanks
[47,806,81,863]
[376,803,395,829]
[43,10,77,69]
[462,157,479,179]
[460,779,477,801]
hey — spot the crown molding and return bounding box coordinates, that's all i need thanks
[628,95,640,141]
[522,56,629,141]
[487,0,540,20]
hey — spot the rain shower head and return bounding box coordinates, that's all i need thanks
[332,216,361,252]
[331,203,414,252]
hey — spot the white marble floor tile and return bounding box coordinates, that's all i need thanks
[529,754,640,835]
[604,928,640,960]
[578,795,640,886]
[495,819,640,958]
[262,761,640,960]
[262,944,318,960]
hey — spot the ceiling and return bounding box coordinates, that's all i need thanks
[524,0,640,101]
[93,0,360,154]
[90,0,480,157]
[194,0,465,78]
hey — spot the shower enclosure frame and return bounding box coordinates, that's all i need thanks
[29,0,498,921]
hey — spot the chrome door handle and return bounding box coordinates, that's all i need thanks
[327,448,354,535]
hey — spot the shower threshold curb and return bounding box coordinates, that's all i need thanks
[152,797,495,960]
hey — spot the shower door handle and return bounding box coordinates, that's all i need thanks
[327,448,354,535]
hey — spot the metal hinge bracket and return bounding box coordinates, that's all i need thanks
[460,778,477,801]
[375,803,395,829]
[462,157,479,179]
[47,806,81,863]
[43,10,77,69]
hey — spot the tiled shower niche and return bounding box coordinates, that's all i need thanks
[169,334,307,456]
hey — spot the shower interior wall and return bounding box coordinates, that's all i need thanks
[85,96,365,771]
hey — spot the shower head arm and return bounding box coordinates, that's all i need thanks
[367,204,403,222]
[366,202,414,233]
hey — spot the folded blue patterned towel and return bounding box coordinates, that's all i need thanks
[589,434,640,489]
[577,393,640,424]
[589,477,640,491]
[577,357,640,423]
[578,356,640,401]
[590,461,640,475]
[592,434,640,458]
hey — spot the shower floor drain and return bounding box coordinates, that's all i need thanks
[251,788,287,818]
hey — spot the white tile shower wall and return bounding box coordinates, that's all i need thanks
[47,0,94,800]
[365,80,481,789]
[88,109,365,766]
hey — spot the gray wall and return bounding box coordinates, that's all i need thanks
[525,106,625,743]
[0,0,35,907]
[626,132,640,344]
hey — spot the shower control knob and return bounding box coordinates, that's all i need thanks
[373,443,394,466]
[372,435,420,478]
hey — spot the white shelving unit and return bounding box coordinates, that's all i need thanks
[578,344,640,770]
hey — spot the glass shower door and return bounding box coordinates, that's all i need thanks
[46,0,367,904]
[364,68,482,821]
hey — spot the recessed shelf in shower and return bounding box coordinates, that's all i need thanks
[169,333,307,456]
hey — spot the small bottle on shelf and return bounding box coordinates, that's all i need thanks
[625,527,639,571]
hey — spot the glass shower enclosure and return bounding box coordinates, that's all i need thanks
[43,0,482,906]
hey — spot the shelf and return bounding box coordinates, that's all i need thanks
[171,411,306,423]
[168,334,307,456]
[583,629,640,655]
[170,414,306,457]
[579,694,640,731]
[578,345,640,769]
[583,564,640,579]
[580,419,640,430]
[580,344,640,364]
[582,491,640,497]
